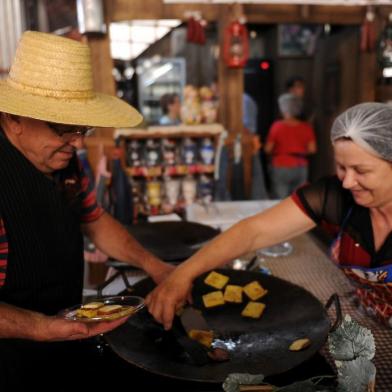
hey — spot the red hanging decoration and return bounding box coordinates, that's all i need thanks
[187,17,197,43]
[223,20,249,68]
[187,15,206,45]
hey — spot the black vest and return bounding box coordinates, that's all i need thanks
[0,131,84,315]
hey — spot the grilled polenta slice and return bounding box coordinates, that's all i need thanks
[76,301,104,318]
[202,291,225,308]
[241,301,266,319]
[188,329,214,348]
[204,271,229,289]
[223,284,243,303]
[289,338,311,351]
[243,281,268,301]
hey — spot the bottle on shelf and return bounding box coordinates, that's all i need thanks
[199,137,215,166]
[378,13,392,84]
[146,177,162,215]
[182,174,197,206]
[162,138,178,166]
[162,176,181,213]
[198,174,214,205]
[145,139,161,167]
[181,137,198,165]
[126,139,144,167]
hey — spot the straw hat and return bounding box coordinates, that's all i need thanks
[0,31,142,128]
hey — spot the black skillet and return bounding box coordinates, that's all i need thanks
[127,221,220,262]
[105,269,340,383]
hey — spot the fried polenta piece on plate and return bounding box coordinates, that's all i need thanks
[75,301,104,318]
[243,280,268,301]
[241,301,266,319]
[223,284,243,303]
[204,271,229,289]
[202,290,225,308]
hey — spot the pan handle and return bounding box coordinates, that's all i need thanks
[325,293,342,332]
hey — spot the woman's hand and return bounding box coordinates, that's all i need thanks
[145,270,193,330]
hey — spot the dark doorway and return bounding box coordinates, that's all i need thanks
[244,58,275,141]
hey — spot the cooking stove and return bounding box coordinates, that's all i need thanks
[101,342,335,392]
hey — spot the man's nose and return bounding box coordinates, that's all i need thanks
[67,134,84,149]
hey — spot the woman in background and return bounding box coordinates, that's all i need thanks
[159,93,181,126]
[265,93,316,198]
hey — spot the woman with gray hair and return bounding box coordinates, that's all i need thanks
[146,102,392,331]
[265,93,317,198]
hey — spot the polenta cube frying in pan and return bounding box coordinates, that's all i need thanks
[203,271,267,319]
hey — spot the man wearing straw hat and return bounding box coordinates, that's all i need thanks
[0,31,172,388]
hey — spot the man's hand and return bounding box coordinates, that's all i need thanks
[0,302,129,341]
[147,260,176,285]
[145,270,193,330]
[33,313,129,341]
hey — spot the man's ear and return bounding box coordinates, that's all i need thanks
[1,113,22,134]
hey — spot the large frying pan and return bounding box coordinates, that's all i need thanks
[106,269,339,383]
[127,221,220,262]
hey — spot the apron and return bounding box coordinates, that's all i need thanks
[330,207,392,327]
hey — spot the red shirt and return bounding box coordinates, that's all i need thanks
[266,120,315,167]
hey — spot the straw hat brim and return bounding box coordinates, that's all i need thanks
[0,80,143,128]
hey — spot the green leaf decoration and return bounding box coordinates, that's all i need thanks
[336,357,376,392]
[223,373,266,392]
[328,315,375,361]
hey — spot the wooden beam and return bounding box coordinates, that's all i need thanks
[108,0,219,21]
[358,12,383,102]
[217,4,243,134]
[106,0,388,25]
[244,4,365,24]
[83,2,117,138]
[359,51,377,102]
[84,35,115,96]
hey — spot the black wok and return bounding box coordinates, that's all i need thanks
[106,269,340,383]
[127,221,220,262]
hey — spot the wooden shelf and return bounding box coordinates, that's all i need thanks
[125,164,215,178]
[114,123,224,139]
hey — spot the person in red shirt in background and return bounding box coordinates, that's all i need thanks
[265,93,316,198]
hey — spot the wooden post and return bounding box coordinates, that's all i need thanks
[358,9,382,102]
[82,0,116,138]
[218,4,256,198]
[218,3,244,135]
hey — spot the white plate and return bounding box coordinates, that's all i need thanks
[61,295,145,323]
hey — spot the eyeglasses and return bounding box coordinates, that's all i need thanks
[46,121,95,139]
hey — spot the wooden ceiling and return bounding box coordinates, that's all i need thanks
[106,0,392,24]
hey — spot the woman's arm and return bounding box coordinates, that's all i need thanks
[146,197,316,329]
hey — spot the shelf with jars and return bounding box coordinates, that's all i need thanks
[114,124,224,219]
[376,13,392,102]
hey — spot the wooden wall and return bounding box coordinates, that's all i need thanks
[85,0,392,188]
[310,26,361,180]
[102,0,392,137]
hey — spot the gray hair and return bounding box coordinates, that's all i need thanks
[331,102,392,161]
[278,93,303,118]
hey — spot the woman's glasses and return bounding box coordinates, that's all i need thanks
[46,121,95,139]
